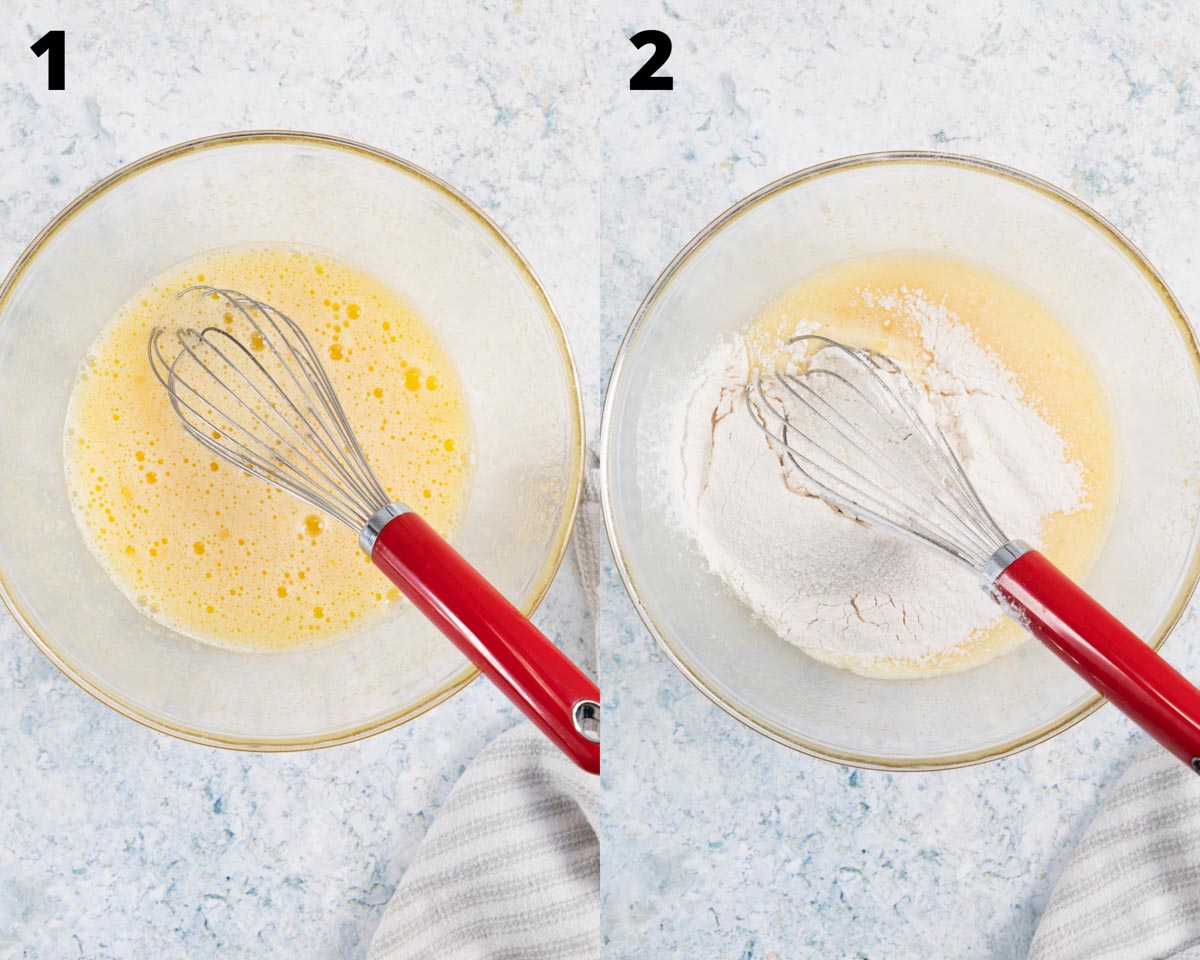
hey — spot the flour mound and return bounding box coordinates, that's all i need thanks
[678,288,1085,677]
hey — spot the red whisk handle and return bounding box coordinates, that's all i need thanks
[989,543,1200,772]
[366,507,600,775]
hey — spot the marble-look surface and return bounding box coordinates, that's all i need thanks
[2,1,1200,958]
[597,2,1200,958]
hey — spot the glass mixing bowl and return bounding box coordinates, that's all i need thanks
[0,131,583,749]
[602,152,1200,769]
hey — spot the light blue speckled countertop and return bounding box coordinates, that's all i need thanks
[2,2,1199,958]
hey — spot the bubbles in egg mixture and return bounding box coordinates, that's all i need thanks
[63,244,473,650]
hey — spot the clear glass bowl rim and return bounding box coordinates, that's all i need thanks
[0,129,586,751]
[599,149,1200,771]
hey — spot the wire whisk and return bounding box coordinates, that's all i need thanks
[746,335,1006,570]
[746,333,1200,774]
[147,287,599,773]
[148,286,391,531]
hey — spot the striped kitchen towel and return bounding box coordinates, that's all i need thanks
[1028,747,1200,960]
[367,723,599,960]
[368,449,601,960]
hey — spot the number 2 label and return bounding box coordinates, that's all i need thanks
[629,30,673,90]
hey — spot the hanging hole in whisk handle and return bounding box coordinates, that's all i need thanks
[573,699,601,743]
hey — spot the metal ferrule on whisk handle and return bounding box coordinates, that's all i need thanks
[148,287,600,773]
[359,503,412,555]
[750,335,1200,773]
[980,540,1032,585]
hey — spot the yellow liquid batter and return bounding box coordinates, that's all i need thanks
[744,254,1117,675]
[64,244,472,650]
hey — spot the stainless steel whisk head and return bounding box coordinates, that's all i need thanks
[746,335,1009,571]
[147,286,391,532]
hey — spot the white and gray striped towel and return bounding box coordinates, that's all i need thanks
[367,723,600,960]
[1029,748,1200,960]
[368,451,602,960]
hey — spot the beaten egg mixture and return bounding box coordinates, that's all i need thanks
[64,244,472,650]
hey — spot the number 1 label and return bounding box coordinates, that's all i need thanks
[31,30,65,90]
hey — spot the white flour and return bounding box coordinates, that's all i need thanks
[678,287,1087,677]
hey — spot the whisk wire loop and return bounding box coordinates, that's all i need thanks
[762,376,938,534]
[216,289,388,509]
[747,335,1008,571]
[172,326,371,526]
[239,294,390,508]
[151,330,369,530]
[779,370,973,542]
[853,347,1007,551]
[749,384,983,564]
[147,287,393,532]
